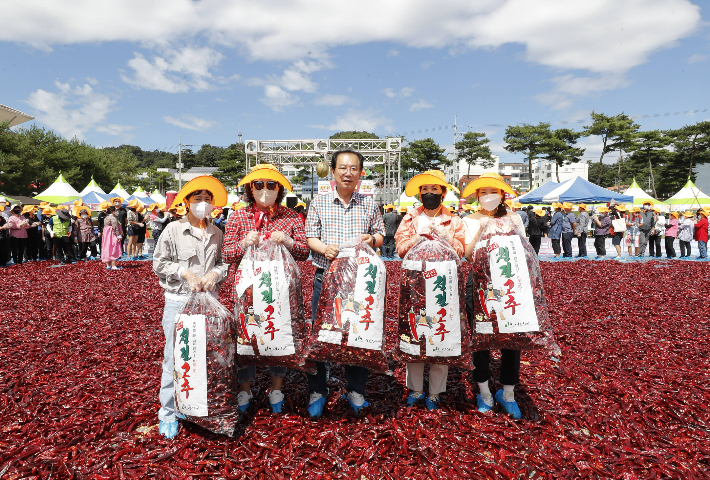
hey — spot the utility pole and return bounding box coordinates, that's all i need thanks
[178,136,183,190]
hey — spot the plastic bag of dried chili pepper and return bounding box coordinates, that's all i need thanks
[173,292,240,436]
[467,216,561,355]
[304,238,389,372]
[233,239,315,373]
[396,234,472,368]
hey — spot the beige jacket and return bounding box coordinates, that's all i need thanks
[153,218,229,295]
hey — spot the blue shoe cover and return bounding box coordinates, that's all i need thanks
[425,396,439,411]
[495,390,521,419]
[343,393,369,414]
[159,420,178,439]
[406,391,425,406]
[307,395,326,419]
[270,399,284,413]
[175,412,186,420]
[477,394,493,413]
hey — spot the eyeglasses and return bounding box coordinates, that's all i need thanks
[336,166,361,174]
[252,181,278,191]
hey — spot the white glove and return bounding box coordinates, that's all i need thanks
[242,231,260,249]
[431,225,453,245]
[181,270,203,292]
[201,271,220,292]
[270,230,294,250]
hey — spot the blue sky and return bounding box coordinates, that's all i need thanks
[1,0,708,164]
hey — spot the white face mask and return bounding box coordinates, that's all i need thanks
[190,201,211,220]
[81,214,88,219]
[479,193,502,212]
[254,188,278,207]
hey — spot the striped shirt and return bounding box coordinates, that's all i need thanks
[305,190,385,269]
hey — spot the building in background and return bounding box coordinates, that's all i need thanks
[694,164,710,195]
[498,163,530,192]
[530,159,588,189]
[444,154,500,187]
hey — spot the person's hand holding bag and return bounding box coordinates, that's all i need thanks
[201,271,220,292]
[181,270,203,292]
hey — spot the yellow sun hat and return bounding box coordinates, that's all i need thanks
[22,205,36,214]
[670,211,679,218]
[110,196,124,205]
[127,199,140,209]
[615,204,627,212]
[513,202,523,209]
[147,203,158,212]
[642,200,654,207]
[73,199,83,207]
[577,203,587,211]
[404,169,459,197]
[39,201,49,208]
[631,206,641,213]
[562,202,574,210]
[597,206,609,213]
[238,164,293,192]
[652,206,661,213]
[42,206,56,216]
[534,208,545,216]
[75,206,91,217]
[296,201,307,208]
[552,202,562,209]
[56,205,69,210]
[158,203,166,211]
[173,175,229,208]
[210,208,222,218]
[98,201,110,211]
[175,205,187,216]
[683,210,694,218]
[461,172,514,199]
[504,199,513,210]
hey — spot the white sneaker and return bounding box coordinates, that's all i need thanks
[238,391,253,407]
[479,392,494,407]
[347,391,365,407]
[269,389,284,405]
[502,390,515,403]
[309,392,323,404]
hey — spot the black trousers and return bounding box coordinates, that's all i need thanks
[680,240,691,257]
[472,349,521,385]
[26,234,39,261]
[43,236,54,259]
[53,237,76,262]
[577,234,587,257]
[529,235,541,255]
[594,235,606,256]
[648,234,662,257]
[561,232,574,257]
[551,239,561,255]
[665,236,676,258]
[78,240,98,259]
[382,235,395,257]
[9,237,26,264]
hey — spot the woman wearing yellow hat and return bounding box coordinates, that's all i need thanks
[394,170,467,411]
[665,211,679,258]
[648,206,666,258]
[461,173,527,419]
[223,164,310,414]
[23,206,42,262]
[548,203,563,258]
[125,199,143,260]
[693,208,708,259]
[101,205,122,269]
[528,208,545,255]
[39,206,56,260]
[591,206,611,258]
[73,206,97,261]
[148,203,170,245]
[152,175,230,438]
[678,211,695,258]
[625,207,642,257]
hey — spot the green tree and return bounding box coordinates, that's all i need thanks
[582,112,639,185]
[503,123,551,189]
[455,132,494,183]
[329,131,379,140]
[401,138,449,173]
[214,143,247,189]
[541,128,585,183]
[195,144,224,167]
[669,121,710,177]
[626,130,672,198]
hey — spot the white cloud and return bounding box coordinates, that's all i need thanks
[26,80,125,140]
[387,49,400,57]
[310,110,391,132]
[535,73,631,110]
[382,87,415,99]
[86,77,99,85]
[163,114,217,131]
[260,85,299,111]
[400,87,415,97]
[382,88,397,99]
[688,54,707,63]
[410,99,433,112]
[420,60,434,69]
[314,94,351,106]
[1,0,699,74]
[121,46,229,92]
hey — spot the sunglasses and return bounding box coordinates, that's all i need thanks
[251,180,278,191]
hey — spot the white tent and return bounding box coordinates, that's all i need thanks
[441,190,459,207]
[109,182,131,200]
[622,178,667,210]
[132,186,147,197]
[34,173,81,204]
[397,190,420,208]
[79,176,106,196]
[149,189,166,204]
[665,178,710,211]
[227,190,242,206]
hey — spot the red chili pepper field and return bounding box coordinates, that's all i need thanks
[2,260,709,478]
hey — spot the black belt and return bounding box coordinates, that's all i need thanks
[315,267,325,275]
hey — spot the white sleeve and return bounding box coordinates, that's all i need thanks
[462,216,480,246]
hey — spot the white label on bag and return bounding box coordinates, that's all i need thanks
[476,321,494,334]
[345,252,386,351]
[417,260,461,357]
[318,329,343,344]
[399,340,420,356]
[242,258,296,357]
[174,314,208,417]
[235,258,254,298]
[487,235,539,333]
[401,260,423,271]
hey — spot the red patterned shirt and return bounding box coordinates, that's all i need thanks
[223,204,310,267]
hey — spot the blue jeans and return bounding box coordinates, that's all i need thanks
[158,298,185,422]
[699,240,707,258]
[307,268,369,396]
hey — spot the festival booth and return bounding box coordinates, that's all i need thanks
[622,179,668,212]
[79,177,106,196]
[34,173,82,204]
[109,182,131,200]
[665,178,710,211]
[396,190,420,211]
[149,189,166,204]
[517,181,563,204]
[61,191,111,210]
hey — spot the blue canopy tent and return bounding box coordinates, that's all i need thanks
[517,180,564,204]
[126,194,153,206]
[542,176,633,203]
[61,191,113,208]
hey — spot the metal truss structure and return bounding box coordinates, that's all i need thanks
[244,138,403,203]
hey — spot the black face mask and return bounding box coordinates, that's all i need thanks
[421,193,443,210]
